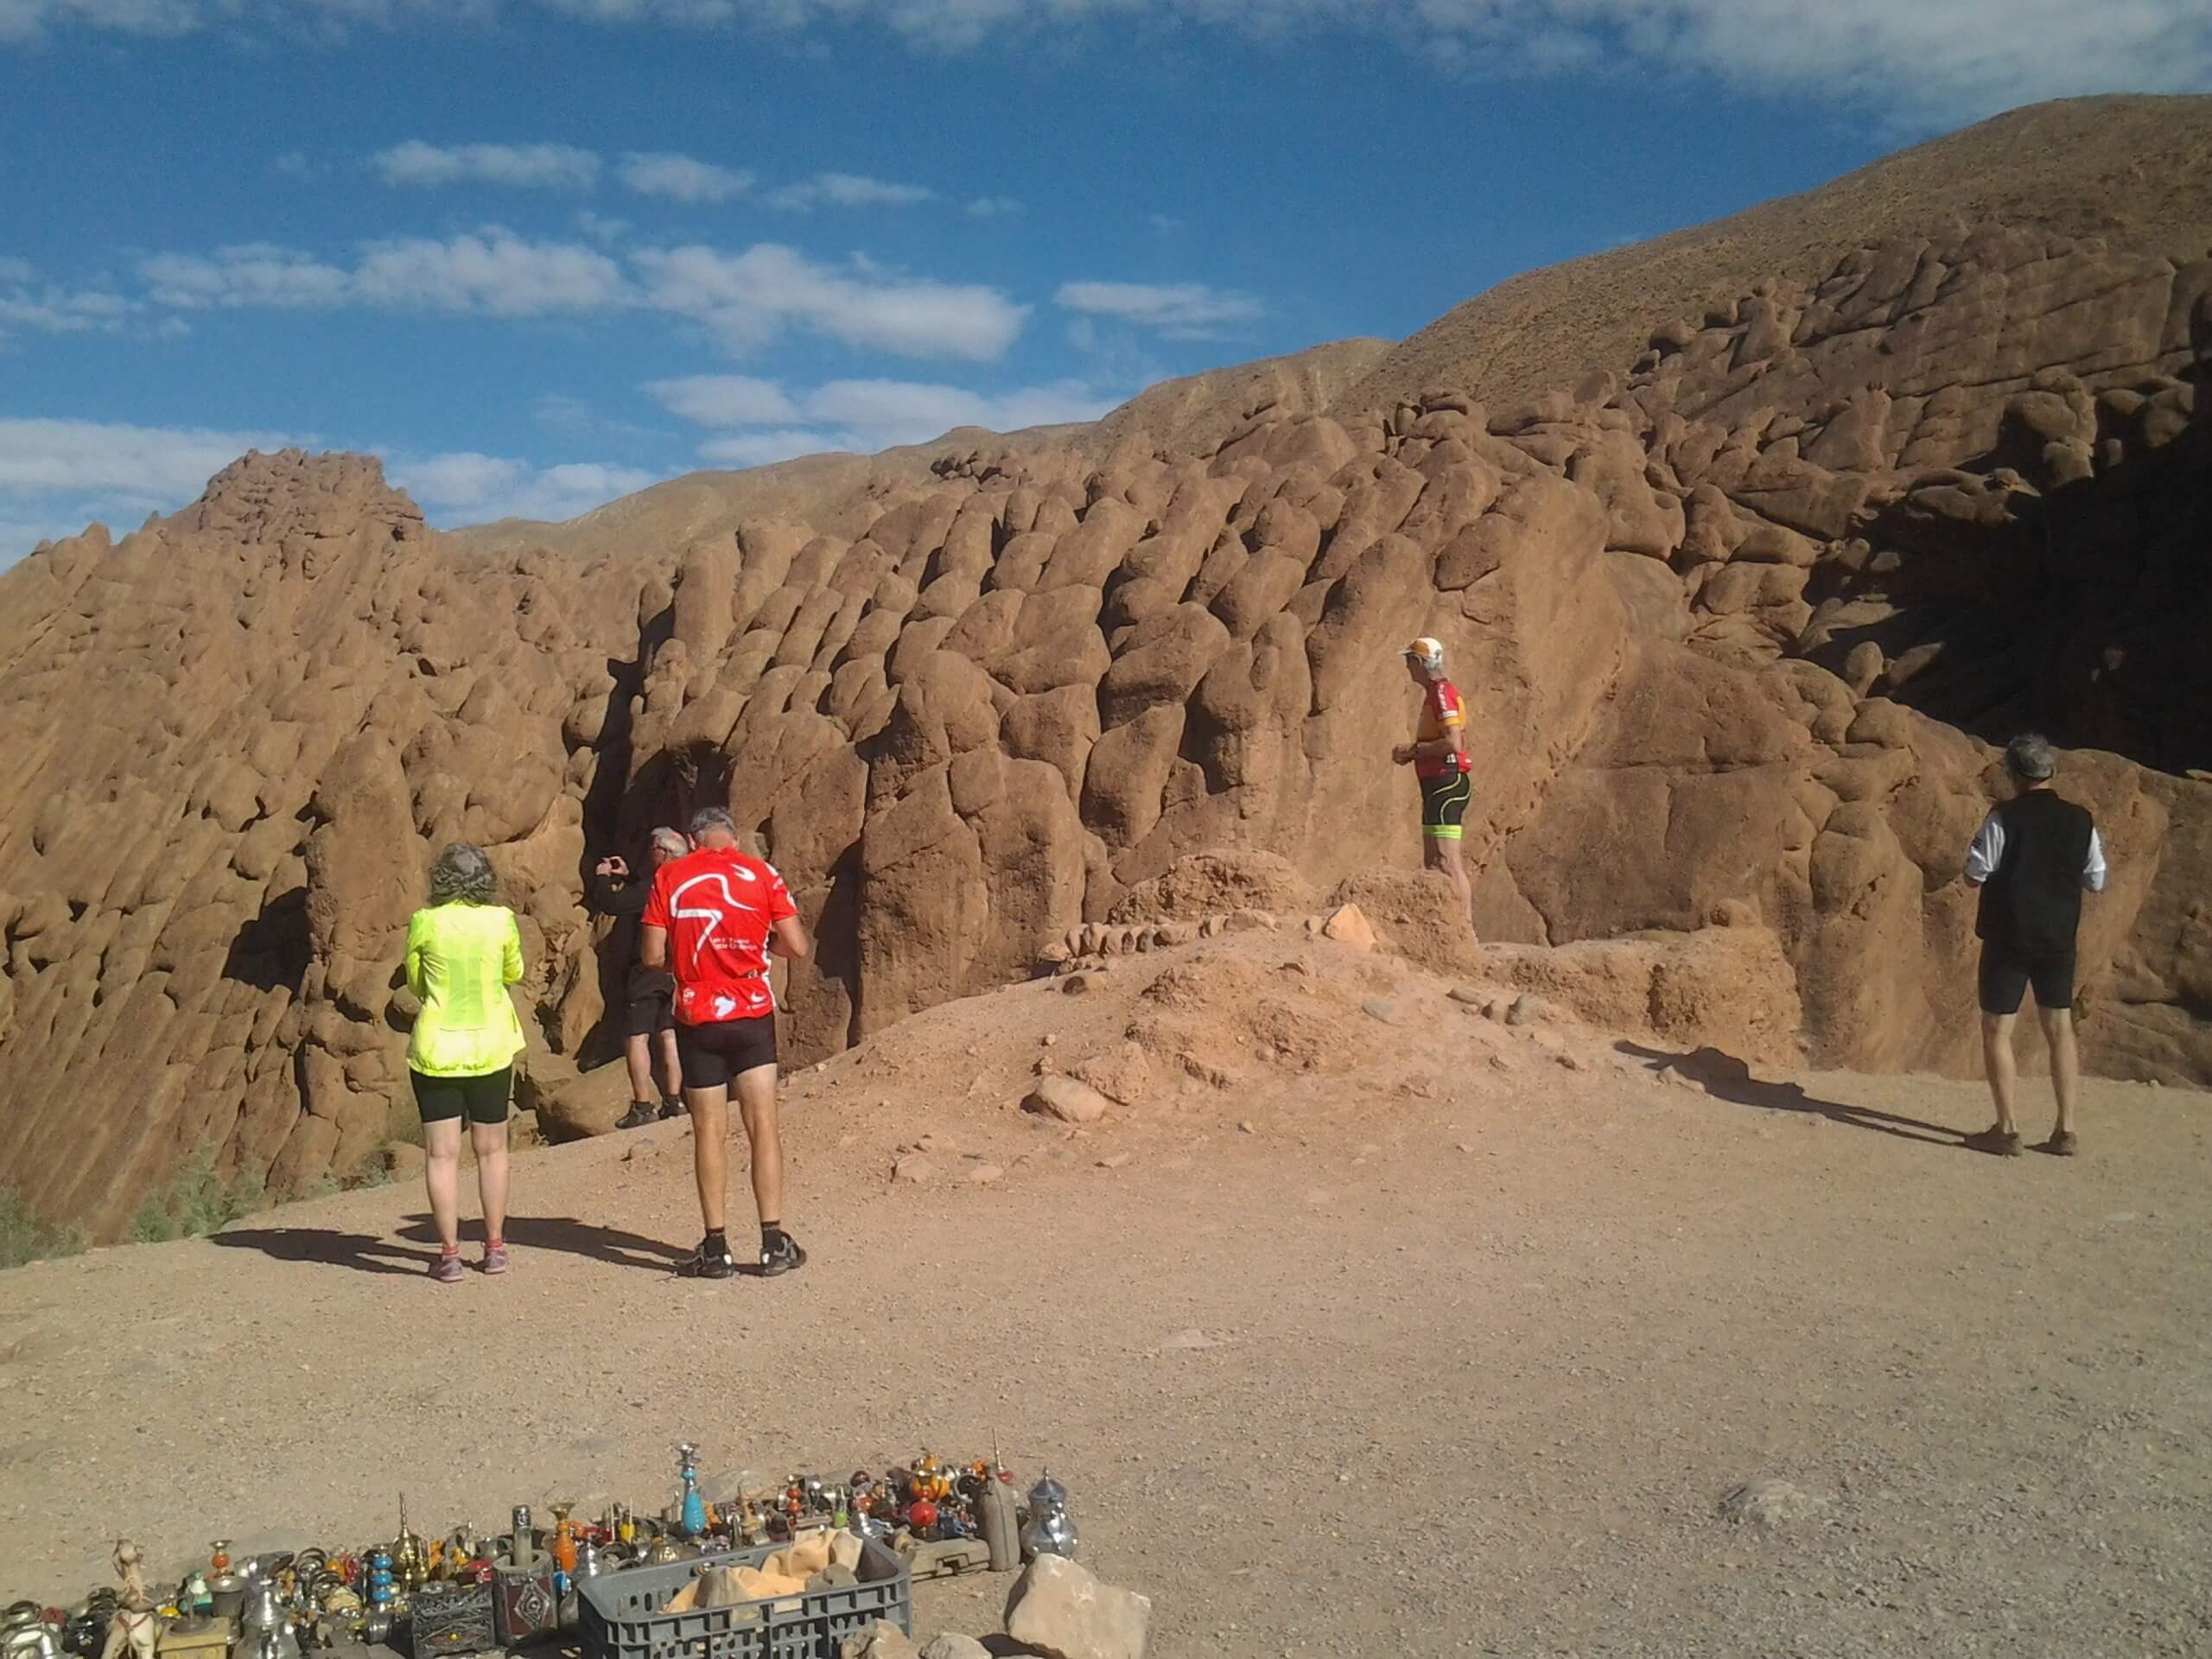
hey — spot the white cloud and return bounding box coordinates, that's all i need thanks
[133,228,1021,360]
[372,139,602,190]
[12,2,2203,128]
[385,450,662,524]
[633,242,1027,359]
[619,151,753,201]
[966,195,1023,218]
[1147,213,1185,233]
[649,371,1113,461]
[645,373,801,426]
[354,229,629,313]
[141,231,626,315]
[140,245,353,308]
[1054,278,1263,337]
[767,173,936,212]
[0,262,135,334]
[697,429,842,467]
[272,149,321,178]
[575,209,631,246]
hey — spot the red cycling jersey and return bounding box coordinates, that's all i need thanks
[640,846,799,1025]
[1414,678,1471,779]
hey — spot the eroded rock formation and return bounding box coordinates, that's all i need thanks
[3,211,2209,1238]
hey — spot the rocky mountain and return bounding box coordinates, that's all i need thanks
[3,97,2208,1238]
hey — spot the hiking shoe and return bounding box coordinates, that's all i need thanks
[2037,1130,2079,1157]
[481,1242,509,1274]
[682,1236,737,1280]
[615,1101,658,1130]
[431,1252,464,1285]
[758,1232,807,1278]
[658,1096,686,1121]
[1963,1125,2023,1157]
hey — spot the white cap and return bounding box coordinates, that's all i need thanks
[1402,636,1445,669]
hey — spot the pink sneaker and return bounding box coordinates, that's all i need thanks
[481,1242,509,1275]
[431,1251,463,1285]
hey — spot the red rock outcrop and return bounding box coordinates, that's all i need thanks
[3,204,2209,1239]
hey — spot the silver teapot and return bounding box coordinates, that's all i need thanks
[1019,1471,1077,1561]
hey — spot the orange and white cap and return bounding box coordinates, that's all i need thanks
[1402,636,1445,670]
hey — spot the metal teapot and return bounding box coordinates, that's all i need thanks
[1019,1471,1077,1561]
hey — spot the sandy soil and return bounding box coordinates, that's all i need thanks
[3,930,2209,1658]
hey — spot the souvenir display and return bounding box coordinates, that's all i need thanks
[8,1444,1077,1659]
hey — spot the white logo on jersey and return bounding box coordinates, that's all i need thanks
[671,870,760,973]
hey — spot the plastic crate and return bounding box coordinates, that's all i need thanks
[578,1538,911,1659]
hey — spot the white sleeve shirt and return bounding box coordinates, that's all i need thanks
[1964,810,2107,891]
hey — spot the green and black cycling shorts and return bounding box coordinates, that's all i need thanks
[1419,772,1471,840]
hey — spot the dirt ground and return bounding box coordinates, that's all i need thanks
[3,928,2209,1658]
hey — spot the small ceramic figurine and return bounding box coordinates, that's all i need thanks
[98,1543,158,1659]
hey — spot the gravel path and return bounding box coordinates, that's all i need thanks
[3,943,2209,1657]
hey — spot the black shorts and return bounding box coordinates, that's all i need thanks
[1977,942,2075,1014]
[410,1065,513,1126]
[1420,771,1471,840]
[624,986,675,1039]
[675,1016,779,1089]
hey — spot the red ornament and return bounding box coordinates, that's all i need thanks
[906,1500,938,1531]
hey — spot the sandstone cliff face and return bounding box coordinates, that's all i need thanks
[3,217,2208,1237]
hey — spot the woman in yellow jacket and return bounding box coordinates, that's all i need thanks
[406,842,527,1282]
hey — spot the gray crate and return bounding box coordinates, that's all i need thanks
[577,1538,911,1659]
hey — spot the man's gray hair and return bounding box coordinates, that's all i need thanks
[650,826,689,859]
[2005,733,2057,782]
[428,842,499,906]
[689,805,740,840]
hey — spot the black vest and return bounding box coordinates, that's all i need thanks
[1975,791,2094,956]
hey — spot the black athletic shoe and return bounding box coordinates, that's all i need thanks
[1963,1125,2023,1158]
[758,1233,807,1277]
[683,1236,737,1280]
[615,1101,658,1130]
[658,1096,686,1121]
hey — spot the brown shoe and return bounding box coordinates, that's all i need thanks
[2036,1131,2078,1157]
[1963,1125,2023,1157]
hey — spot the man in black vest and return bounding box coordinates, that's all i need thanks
[1962,734,2107,1157]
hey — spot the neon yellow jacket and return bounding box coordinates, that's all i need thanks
[404,902,527,1077]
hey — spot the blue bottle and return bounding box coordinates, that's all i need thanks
[677,1442,707,1539]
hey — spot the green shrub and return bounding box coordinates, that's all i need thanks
[129,1148,263,1243]
[0,1187,87,1268]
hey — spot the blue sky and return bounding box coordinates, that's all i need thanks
[3,2,2209,563]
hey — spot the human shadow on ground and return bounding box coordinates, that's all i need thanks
[212,1215,690,1276]
[1615,1042,1966,1148]
[207,1225,429,1277]
[391,1213,690,1274]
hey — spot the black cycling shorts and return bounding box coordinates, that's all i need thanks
[675,1016,779,1089]
[410,1065,513,1126]
[1977,941,2075,1015]
[624,985,675,1039]
[1420,771,1471,840]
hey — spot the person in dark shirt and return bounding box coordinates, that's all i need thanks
[590,827,690,1130]
[1961,734,2107,1158]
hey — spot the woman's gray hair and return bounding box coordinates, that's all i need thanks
[429,842,499,906]
[650,826,689,860]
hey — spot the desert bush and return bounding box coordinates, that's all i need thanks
[0,1187,88,1268]
[129,1149,263,1243]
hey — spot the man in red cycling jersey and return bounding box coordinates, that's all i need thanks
[641,806,810,1280]
[1390,636,1473,929]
